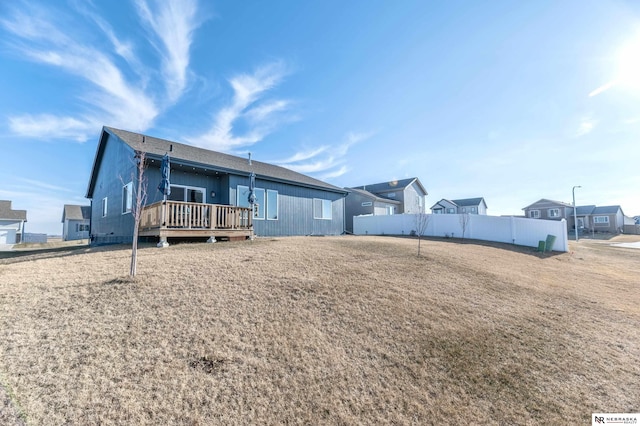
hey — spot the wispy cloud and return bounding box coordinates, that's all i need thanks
[574,116,597,138]
[589,81,616,97]
[276,131,373,179]
[134,0,202,102]
[187,62,293,151]
[1,0,202,141]
[16,177,75,193]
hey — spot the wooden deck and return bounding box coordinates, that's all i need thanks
[139,201,253,240]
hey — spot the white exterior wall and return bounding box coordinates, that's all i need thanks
[0,219,23,244]
[354,214,569,252]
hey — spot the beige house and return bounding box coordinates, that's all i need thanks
[523,199,626,234]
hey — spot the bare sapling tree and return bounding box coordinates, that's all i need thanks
[130,151,148,277]
[459,213,471,241]
[414,211,431,257]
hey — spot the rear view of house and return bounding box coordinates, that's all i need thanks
[523,198,627,234]
[86,127,347,245]
[430,197,487,215]
[62,204,91,241]
[0,200,27,245]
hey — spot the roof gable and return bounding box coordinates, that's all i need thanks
[62,204,91,222]
[0,200,27,221]
[522,198,573,210]
[87,127,347,198]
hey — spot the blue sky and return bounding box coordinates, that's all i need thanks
[1,0,640,234]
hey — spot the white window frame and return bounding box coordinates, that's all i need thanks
[386,206,395,215]
[593,216,609,224]
[122,181,133,214]
[267,190,278,220]
[529,210,540,218]
[361,201,373,207]
[313,198,332,220]
[447,208,455,214]
[253,188,265,220]
[548,208,560,218]
[102,197,108,217]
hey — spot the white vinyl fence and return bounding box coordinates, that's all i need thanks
[353,214,568,252]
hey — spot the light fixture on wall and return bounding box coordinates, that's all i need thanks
[210,191,216,198]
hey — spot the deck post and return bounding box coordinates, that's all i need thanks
[157,236,169,248]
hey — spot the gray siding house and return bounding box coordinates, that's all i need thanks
[349,178,428,215]
[62,204,91,241]
[523,199,626,234]
[0,200,27,245]
[86,127,347,244]
[430,197,487,215]
[343,187,401,233]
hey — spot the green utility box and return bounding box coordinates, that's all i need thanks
[537,240,546,252]
[545,234,556,252]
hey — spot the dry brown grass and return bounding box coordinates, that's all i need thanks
[0,236,639,424]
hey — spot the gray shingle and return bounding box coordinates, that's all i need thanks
[0,200,27,221]
[103,127,346,195]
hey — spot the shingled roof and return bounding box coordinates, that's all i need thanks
[0,200,27,221]
[451,197,486,208]
[87,127,347,198]
[346,187,401,204]
[351,177,427,196]
[62,205,91,222]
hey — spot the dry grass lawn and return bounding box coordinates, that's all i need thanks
[1,235,639,424]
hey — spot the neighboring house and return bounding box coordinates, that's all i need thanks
[349,178,428,215]
[430,197,488,215]
[86,127,348,245]
[62,204,91,241]
[0,200,27,244]
[523,199,626,233]
[343,187,402,234]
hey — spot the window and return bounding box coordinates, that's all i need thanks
[122,181,133,214]
[548,208,560,218]
[461,207,466,213]
[237,185,250,208]
[529,210,540,218]
[361,201,373,207]
[76,224,89,232]
[267,190,278,220]
[594,216,609,224]
[471,207,476,213]
[168,185,206,203]
[387,192,396,198]
[237,186,276,220]
[101,197,108,217]
[314,198,332,219]
[447,208,455,214]
[254,188,265,219]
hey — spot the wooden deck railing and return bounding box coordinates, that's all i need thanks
[140,201,252,230]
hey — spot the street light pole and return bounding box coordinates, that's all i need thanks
[572,185,581,242]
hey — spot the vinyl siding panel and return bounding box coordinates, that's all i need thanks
[229,175,344,236]
[89,133,137,244]
[344,192,375,233]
